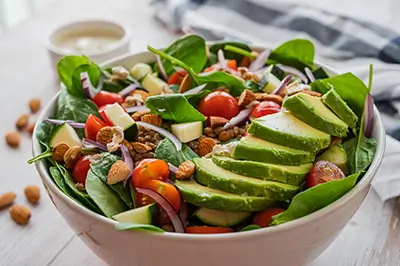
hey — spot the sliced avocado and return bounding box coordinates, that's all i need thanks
[283,93,348,137]
[50,123,81,148]
[322,89,358,128]
[195,207,250,227]
[175,180,275,212]
[317,143,348,174]
[194,158,299,201]
[212,155,312,186]
[247,112,331,152]
[232,136,314,166]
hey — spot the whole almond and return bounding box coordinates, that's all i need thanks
[108,160,130,185]
[24,185,40,204]
[198,137,217,157]
[238,89,256,108]
[26,122,36,135]
[0,192,17,209]
[29,98,41,113]
[131,110,151,121]
[96,126,113,145]
[16,114,29,130]
[178,74,191,93]
[10,205,31,225]
[176,160,195,180]
[130,89,149,101]
[52,142,70,162]
[64,146,82,169]
[132,142,153,153]
[141,114,162,127]
[5,132,20,148]
[209,116,229,128]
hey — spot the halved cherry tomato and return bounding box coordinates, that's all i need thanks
[204,60,238,72]
[307,160,345,188]
[84,114,106,140]
[92,91,124,108]
[185,226,233,234]
[72,155,92,185]
[198,91,239,119]
[141,179,181,212]
[250,101,281,119]
[168,69,187,85]
[132,159,170,188]
[227,60,237,71]
[253,208,285,227]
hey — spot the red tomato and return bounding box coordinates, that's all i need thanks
[135,192,155,207]
[185,226,233,234]
[168,69,188,85]
[84,114,106,140]
[250,101,281,119]
[307,160,345,188]
[92,91,124,108]
[132,159,170,188]
[72,155,92,185]
[198,91,239,119]
[227,60,237,71]
[142,179,181,212]
[253,208,286,227]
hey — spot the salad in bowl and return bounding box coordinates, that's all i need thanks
[30,35,379,235]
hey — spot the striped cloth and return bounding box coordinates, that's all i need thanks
[152,0,400,200]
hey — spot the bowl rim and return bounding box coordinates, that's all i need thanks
[33,47,386,240]
[46,19,131,57]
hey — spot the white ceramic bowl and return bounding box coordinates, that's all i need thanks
[47,19,131,67]
[33,49,386,266]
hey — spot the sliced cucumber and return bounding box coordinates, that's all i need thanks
[104,103,138,139]
[267,65,285,80]
[50,123,81,148]
[317,143,348,174]
[142,74,167,95]
[171,121,203,143]
[130,63,153,81]
[113,203,159,224]
[260,72,281,93]
[195,208,250,227]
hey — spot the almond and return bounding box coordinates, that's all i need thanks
[96,126,113,145]
[209,116,228,128]
[108,160,130,185]
[198,137,217,157]
[141,114,162,127]
[52,142,70,162]
[121,139,136,157]
[10,205,31,225]
[130,89,149,101]
[29,98,41,113]
[26,122,36,135]
[5,132,20,148]
[301,89,322,97]
[64,146,82,169]
[0,192,16,209]
[176,160,195,180]
[238,89,256,108]
[261,94,283,105]
[16,114,29,130]
[240,56,251,68]
[132,142,153,153]
[24,185,40,204]
[178,74,191,93]
[131,109,151,121]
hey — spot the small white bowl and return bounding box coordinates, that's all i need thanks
[47,19,131,66]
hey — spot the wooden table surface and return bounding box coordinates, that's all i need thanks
[0,0,399,265]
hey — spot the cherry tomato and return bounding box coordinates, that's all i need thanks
[142,179,181,212]
[185,226,233,234]
[198,91,239,119]
[307,160,345,188]
[84,114,106,140]
[250,101,281,119]
[204,60,237,72]
[98,105,112,125]
[92,91,124,107]
[132,159,170,188]
[253,208,286,227]
[135,192,155,207]
[72,155,92,185]
[168,69,188,85]
[227,60,237,71]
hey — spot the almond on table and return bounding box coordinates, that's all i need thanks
[16,114,29,130]
[0,192,17,209]
[24,185,41,204]
[10,205,31,225]
[29,98,41,113]
[5,132,21,148]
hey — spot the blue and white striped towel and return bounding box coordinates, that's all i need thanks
[153,0,400,200]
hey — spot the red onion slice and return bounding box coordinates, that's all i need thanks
[304,67,315,83]
[249,49,270,72]
[121,144,134,187]
[277,65,308,84]
[81,71,102,99]
[156,55,169,81]
[46,119,85,129]
[179,201,188,227]
[168,163,178,174]
[223,102,257,130]
[136,121,182,151]
[125,106,150,113]
[182,84,207,96]
[119,83,139,97]
[217,49,227,69]
[274,74,293,95]
[363,93,374,138]
[82,138,107,151]
[136,188,184,233]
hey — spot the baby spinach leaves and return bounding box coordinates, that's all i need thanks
[145,94,205,123]
[155,139,199,167]
[271,171,361,226]
[343,134,377,174]
[28,121,53,164]
[268,39,315,70]
[115,222,164,233]
[240,224,261,231]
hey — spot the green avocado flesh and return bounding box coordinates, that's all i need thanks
[317,143,349,174]
[283,93,348,137]
[322,89,358,128]
[232,136,314,166]
[175,180,276,212]
[247,112,331,152]
[212,155,312,186]
[193,158,299,201]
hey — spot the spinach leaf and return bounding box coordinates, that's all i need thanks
[57,55,91,89]
[271,172,361,226]
[154,138,199,167]
[224,45,254,59]
[28,121,53,164]
[185,90,211,106]
[268,39,314,70]
[55,88,99,138]
[70,64,101,98]
[207,52,218,67]
[240,225,261,231]
[90,153,134,208]
[86,169,129,218]
[115,222,164,233]
[311,73,369,118]
[210,41,251,62]
[145,94,205,123]
[156,35,207,75]
[343,135,377,174]
[169,84,180,93]
[49,166,75,198]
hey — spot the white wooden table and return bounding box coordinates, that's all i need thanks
[0,0,399,265]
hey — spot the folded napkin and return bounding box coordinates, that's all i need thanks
[152,0,400,201]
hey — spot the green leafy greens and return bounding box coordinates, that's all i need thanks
[154,139,199,167]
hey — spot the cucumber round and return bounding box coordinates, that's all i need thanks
[112,203,158,224]
[195,207,250,227]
